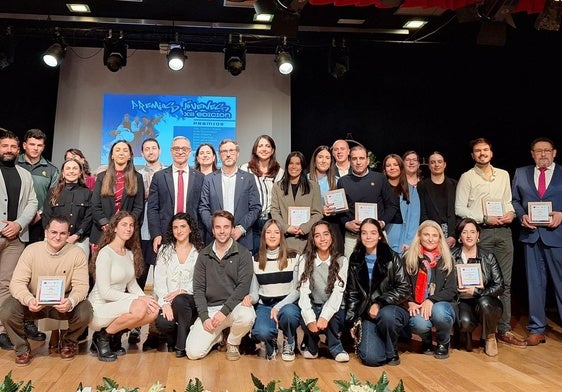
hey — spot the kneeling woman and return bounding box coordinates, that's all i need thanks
[345,218,410,367]
[153,213,204,358]
[89,211,159,362]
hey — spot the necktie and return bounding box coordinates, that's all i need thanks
[177,170,184,213]
[538,167,547,198]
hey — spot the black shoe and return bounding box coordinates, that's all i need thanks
[421,341,433,355]
[24,321,46,341]
[0,333,14,350]
[387,350,400,366]
[91,328,117,362]
[142,333,161,351]
[128,327,140,344]
[175,349,187,358]
[110,331,126,356]
[465,332,473,352]
[434,342,450,359]
[77,327,89,344]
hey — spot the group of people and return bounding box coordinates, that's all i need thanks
[0,128,560,370]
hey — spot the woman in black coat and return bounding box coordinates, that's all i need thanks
[452,218,504,356]
[345,218,410,367]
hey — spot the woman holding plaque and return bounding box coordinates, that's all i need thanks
[403,220,456,360]
[153,212,204,358]
[452,218,504,356]
[88,211,159,362]
[240,135,284,255]
[270,151,322,254]
[308,145,344,254]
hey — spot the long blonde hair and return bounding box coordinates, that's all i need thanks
[404,220,453,276]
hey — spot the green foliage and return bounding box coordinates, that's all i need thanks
[251,373,278,392]
[333,372,405,392]
[184,378,205,392]
[0,371,33,392]
[95,377,139,392]
[277,373,320,392]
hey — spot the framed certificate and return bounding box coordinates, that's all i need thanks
[456,264,484,289]
[528,201,552,226]
[355,202,377,222]
[482,198,505,217]
[288,206,310,227]
[324,188,348,213]
[36,276,65,305]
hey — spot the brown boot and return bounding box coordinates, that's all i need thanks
[49,329,60,354]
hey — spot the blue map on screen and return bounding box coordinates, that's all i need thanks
[101,94,236,166]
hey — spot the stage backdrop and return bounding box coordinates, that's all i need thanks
[52,48,291,170]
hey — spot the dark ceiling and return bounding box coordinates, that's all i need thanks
[0,0,560,56]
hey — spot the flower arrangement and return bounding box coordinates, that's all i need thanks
[334,373,404,392]
[0,371,33,392]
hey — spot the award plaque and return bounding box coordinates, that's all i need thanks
[36,276,65,305]
[482,198,505,217]
[528,201,552,226]
[324,188,349,213]
[456,264,484,289]
[288,206,311,227]
[355,202,378,222]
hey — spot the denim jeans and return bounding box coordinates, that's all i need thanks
[301,304,346,358]
[409,301,455,345]
[357,305,409,366]
[251,302,301,356]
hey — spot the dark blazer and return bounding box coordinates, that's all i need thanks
[147,166,204,239]
[405,254,457,304]
[345,242,410,325]
[417,176,458,237]
[42,183,93,239]
[199,169,261,250]
[512,163,562,247]
[451,246,504,299]
[90,170,145,244]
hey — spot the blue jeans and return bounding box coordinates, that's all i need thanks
[357,305,409,366]
[251,302,301,356]
[301,305,345,358]
[409,301,455,345]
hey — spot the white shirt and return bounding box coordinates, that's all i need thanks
[221,168,237,215]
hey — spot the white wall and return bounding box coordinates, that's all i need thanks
[52,47,291,170]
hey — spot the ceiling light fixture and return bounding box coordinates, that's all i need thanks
[43,28,67,67]
[103,30,127,72]
[253,0,276,22]
[167,34,186,71]
[275,36,293,75]
[66,3,91,13]
[224,34,246,76]
[329,38,349,79]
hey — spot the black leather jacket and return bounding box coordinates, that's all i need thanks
[405,254,457,304]
[451,246,504,299]
[42,183,93,239]
[345,242,410,325]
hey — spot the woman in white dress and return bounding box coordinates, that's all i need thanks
[89,211,159,362]
[153,212,204,358]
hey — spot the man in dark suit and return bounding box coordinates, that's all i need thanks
[199,139,261,250]
[147,136,204,254]
[512,137,562,346]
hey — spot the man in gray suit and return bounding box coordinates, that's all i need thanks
[147,136,204,253]
[199,139,261,250]
[0,128,38,350]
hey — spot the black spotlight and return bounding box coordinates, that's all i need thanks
[329,38,349,79]
[167,43,186,71]
[224,35,246,76]
[43,29,67,68]
[275,36,293,75]
[103,30,127,72]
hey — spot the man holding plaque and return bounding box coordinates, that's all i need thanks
[337,144,399,258]
[0,216,92,366]
[512,137,562,346]
[455,137,526,347]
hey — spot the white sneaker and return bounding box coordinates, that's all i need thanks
[226,343,240,361]
[281,339,295,362]
[335,352,350,362]
[302,349,318,359]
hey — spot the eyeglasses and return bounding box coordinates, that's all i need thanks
[171,147,191,153]
[220,149,238,155]
[533,149,553,154]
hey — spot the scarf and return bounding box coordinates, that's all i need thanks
[414,246,440,303]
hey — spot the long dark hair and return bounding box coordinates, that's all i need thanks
[279,151,310,196]
[101,140,138,197]
[162,212,204,251]
[194,143,218,173]
[308,145,337,191]
[297,220,343,294]
[49,158,87,205]
[91,211,143,278]
[383,153,410,203]
[257,219,293,271]
[246,135,281,178]
[352,218,387,258]
[65,148,92,176]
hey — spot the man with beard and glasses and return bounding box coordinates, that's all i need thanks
[0,128,38,350]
